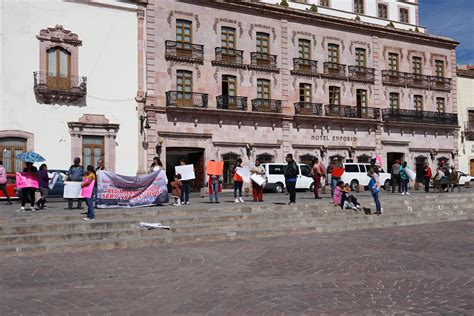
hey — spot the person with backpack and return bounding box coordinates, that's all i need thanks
[67,157,84,210]
[284,154,299,205]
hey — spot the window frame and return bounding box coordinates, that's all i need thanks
[299,83,312,103]
[412,56,422,76]
[389,92,400,110]
[355,48,366,67]
[388,53,399,72]
[399,7,409,23]
[320,0,330,7]
[436,97,445,113]
[221,26,236,49]
[176,19,192,48]
[222,75,237,96]
[328,43,340,64]
[82,136,105,170]
[356,89,368,114]
[329,86,341,105]
[257,79,271,99]
[298,39,311,60]
[256,32,270,55]
[435,60,445,78]
[354,0,364,15]
[378,3,388,19]
[176,70,193,102]
[0,137,27,173]
[414,95,423,112]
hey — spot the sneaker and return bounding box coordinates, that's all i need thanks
[374,211,382,215]
[234,198,239,203]
[30,207,36,212]
[239,197,244,203]
[18,206,26,213]
[83,217,95,221]
[186,202,190,205]
[288,202,296,206]
[181,202,185,205]
[401,192,405,195]
[406,192,410,195]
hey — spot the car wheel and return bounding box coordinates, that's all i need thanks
[274,182,284,193]
[350,180,359,191]
[309,183,314,192]
[384,180,391,190]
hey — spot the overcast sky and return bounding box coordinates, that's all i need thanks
[419,0,474,65]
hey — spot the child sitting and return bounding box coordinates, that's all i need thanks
[171,174,182,206]
[340,184,361,211]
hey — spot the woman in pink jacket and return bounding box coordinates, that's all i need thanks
[333,180,344,206]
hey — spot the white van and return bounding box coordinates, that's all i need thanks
[261,163,314,193]
[340,163,391,191]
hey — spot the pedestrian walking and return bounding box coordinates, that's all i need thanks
[311,158,324,199]
[208,174,222,203]
[82,165,96,221]
[250,159,265,202]
[232,158,244,203]
[179,159,191,205]
[331,158,344,197]
[369,169,383,215]
[400,161,410,195]
[0,161,12,205]
[36,164,49,210]
[391,160,401,193]
[171,174,182,206]
[67,157,84,210]
[423,162,432,193]
[20,162,38,212]
[448,166,460,193]
[284,154,298,205]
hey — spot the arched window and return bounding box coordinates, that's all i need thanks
[357,154,371,163]
[299,154,316,167]
[0,137,27,173]
[256,153,274,164]
[222,152,240,187]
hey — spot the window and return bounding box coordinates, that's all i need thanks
[435,60,445,78]
[414,95,423,112]
[329,86,340,105]
[328,44,339,64]
[345,164,359,173]
[256,32,270,54]
[300,165,311,177]
[0,137,27,173]
[257,79,270,99]
[221,27,236,49]
[222,152,240,186]
[82,136,104,169]
[378,3,388,19]
[400,8,409,23]
[356,89,368,116]
[357,155,371,164]
[269,164,284,175]
[355,48,366,67]
[320,0,329,7]
[388,53,399,71]
[176,19,192,48]
[257,153,274,164]
[354,0,364,14]
[222,75,236,97]
[412,57,422,76]
[176,70,193,103]
[299,154,316,167]
[298,39,311,60]
[436,98,445,113]
[299,83,312,103]
[46,47,72,90]
[390,92,399,110]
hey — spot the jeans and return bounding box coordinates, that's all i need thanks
[331,177,340,197]
[286,180,296,203]
[85,198,95,219]
[313,175,321,198]
[0,184,11,202]
[210,183,219,202]
[233,181,243,198]
[424,176,430,192]
[37,187,48,208]
[391,174,401,193]
[372,191,381,211]
[401,178,409,193]
[21,188,36,207]
[180,181,191,203]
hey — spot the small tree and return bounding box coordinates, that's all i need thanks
[387,21,395,27]
[280,0,289,7]
[415,26,420,32]
[354,15,361,21]
[309,4,318,12]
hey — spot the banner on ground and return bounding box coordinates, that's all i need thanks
[96,170,169,208]
[16,172,39,189]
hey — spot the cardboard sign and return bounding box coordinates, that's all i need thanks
[236,167,251,183]
[406,168,417,181]
[175,165,195,181]
[81,179,95,199]
[16,172,39,189]
[250,174,266,187]
[206,161,224,176]
[48,172,60,190]
[63,181,82,199]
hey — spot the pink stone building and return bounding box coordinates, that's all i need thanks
[136,0,459,189]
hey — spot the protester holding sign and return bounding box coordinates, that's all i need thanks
[36,164,50,210]
[233,158,244,203]
[82,165,96,221]
[206,160,223,203]
[66,157,84,210]
[331,158,345,197]
[250,159,265,202]
[177,159,193,205]
[20,162,38,212]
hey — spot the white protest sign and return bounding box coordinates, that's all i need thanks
[63,181,82,199]
[250,174,266,187]
[236,167,251,183]
[175,165,195,181]
[405,168,417,181]
[48,172,60,190]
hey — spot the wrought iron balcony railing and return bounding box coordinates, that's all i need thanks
[291,58,318,76]
[165,40,204,64]
[166,91,208,108]
[212,47,245,67]
[382,70,406,86]
[347,66,375,82]
[465,122,474,140]
[382,108,458,125]
[294,102,323,115]
[216,95,248,111]
[324,104,380,119]
[406,73,430,89]
[249,52,278,71]
[33,71,87,104]
[430,76,451,91]
[251,98,282,113]
[323,62,346,78]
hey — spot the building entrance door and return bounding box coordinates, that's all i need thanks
[471,159,474,176]
[166,147,205,191]
[386,152,404,173]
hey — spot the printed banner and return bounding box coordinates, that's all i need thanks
[175,165,195,181]
[16,172,39,189]
[63,181,82,199]
[96,170,169,208]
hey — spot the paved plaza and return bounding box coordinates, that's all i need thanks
[0,220,472,315]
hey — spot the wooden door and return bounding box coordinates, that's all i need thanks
[470,159,474,176]
[188,151,205,191]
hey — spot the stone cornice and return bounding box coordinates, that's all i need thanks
[457,69,474,79]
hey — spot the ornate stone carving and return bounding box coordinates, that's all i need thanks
[194,15,200,30]
[238,22,243,38]
[273,73,278,88]
[291,31,296,45]
[214,68,219,83]
[350,82,355,96]
[238,69,244,84]
[36,25,82,46]
[369,85,373,97]
[194,64,201,79]
[248,24,254,39]
[167,11,174,27]
[292,77,297,89]
[272,27,277,42]
[312,34,317,48]
[213,18,219,34]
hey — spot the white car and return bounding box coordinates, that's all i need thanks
[261,163,314,193]
[340,163,391,191]
[458,171,474,185]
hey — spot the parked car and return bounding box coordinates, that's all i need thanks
[0,174,18,200]
[458,171,474,185]
[14,169,68,199]
[262,163,313,193]
[341,163,391,191]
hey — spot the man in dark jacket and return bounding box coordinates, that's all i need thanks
[284,154,298,205]
[391,160,401,193]
[67,157,84,210]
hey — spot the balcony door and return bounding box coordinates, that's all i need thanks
[222,75,237,109]
[256,32,270,66]
[46,47,71,90]
[356,89,368,118]
[299,83,311,103]
[176,70,193,106]
[257,79,270,100]
[221,27,236,62]
[176,19,192,57]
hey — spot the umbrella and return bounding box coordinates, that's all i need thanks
[16,151,46,163]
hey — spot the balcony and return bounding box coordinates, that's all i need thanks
[33,71,87,104]
[465,122,474,141]
[322,62,346,79]
[430,76,451,91]
[165,40,204,64]
[211,47,245,68]
[251,98,282,113]
[216,95,248,111]
[406,73,430,90]
[325,104,380,119]
[166,91,208,108]
[248,52,279,73]
[294,102,323,115]
[382,109,458,125]
[348,66,375,83]
[291,58,318,77]
[382,70,406,87]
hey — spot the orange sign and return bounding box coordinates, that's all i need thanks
[206,161,224,176]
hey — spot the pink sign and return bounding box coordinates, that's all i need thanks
[81,180,95,198]
[16,172,39,189]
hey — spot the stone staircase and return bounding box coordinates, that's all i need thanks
[0,193,473,257]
